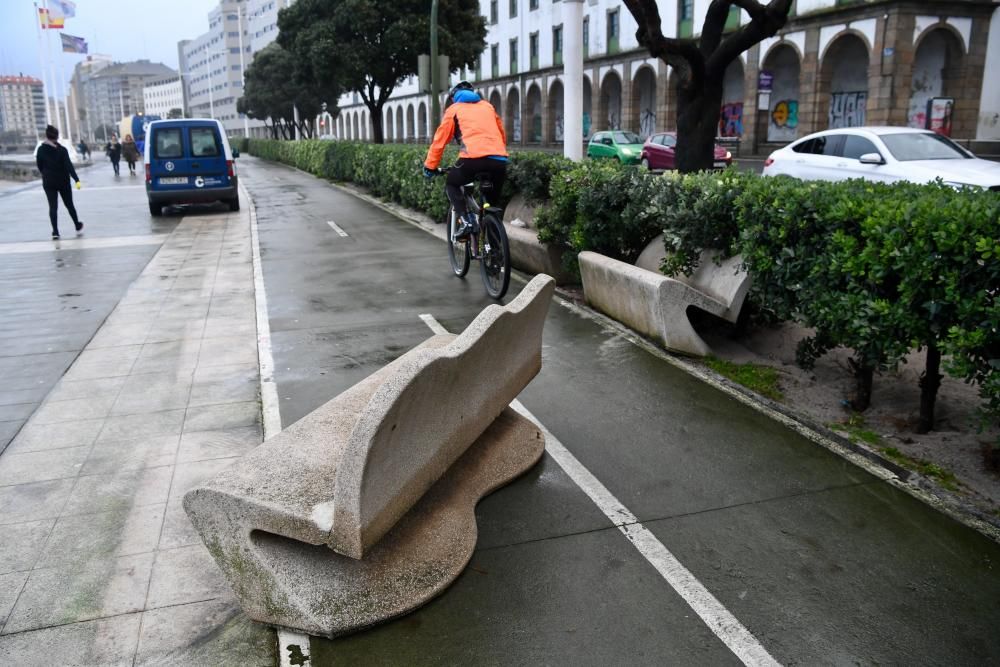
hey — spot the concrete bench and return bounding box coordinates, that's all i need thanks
[579,237,749,356]
[184,274,556,637]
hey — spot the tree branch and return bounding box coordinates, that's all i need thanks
[624,0,704,87]
[706,0,792,76]
[700,0,733,57]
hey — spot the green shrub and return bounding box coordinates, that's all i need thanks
[507,152,574,205]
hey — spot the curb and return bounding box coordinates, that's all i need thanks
[248,155,1000,547]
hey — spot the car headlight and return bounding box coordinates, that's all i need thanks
[943,181,979,191]
[725,151,732,160]
[621,148,632,156]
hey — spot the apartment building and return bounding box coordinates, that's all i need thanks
[70,57,176,141]
[143,77,185,118]
[0,75,46,139]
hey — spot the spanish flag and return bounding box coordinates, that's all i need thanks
[38,8,66,29]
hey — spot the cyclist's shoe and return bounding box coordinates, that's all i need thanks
[453,213,479,240]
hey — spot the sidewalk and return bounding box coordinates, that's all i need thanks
[0,186,274,664]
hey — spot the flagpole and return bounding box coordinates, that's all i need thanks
[34,3,52,127]
[42,0,61,134]
[57,42,73,144]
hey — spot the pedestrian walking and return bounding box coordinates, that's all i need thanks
[122,134,140,176]
[105,134,122,176]
[35,124,83,240]
[77,139,90,161]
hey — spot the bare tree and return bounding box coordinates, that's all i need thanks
[623,0,793,172]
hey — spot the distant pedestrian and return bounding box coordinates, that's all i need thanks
[122,134,140,176]
[77,139,90,161]
[105,134,122,176]
[36,124,83,240]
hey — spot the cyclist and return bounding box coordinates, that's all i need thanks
[423,81,508,240]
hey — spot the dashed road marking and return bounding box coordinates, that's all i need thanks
[418,312,782,667]
[327,220,349,237]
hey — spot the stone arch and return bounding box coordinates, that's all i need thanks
[505,86,521,142]
[337,115,344,139]
[819,28,872,63]
[396,106,404,141]
[385,107,394,142]
[761,43,801,143]
[819,33,870,129]
[719,58,745,137]
[526,83,543,143]
[547,79,565,144]
[352,112,359,140]
[631,65,657,138]
[489,90,502,115]
[418,102,428,140]
[406,104,415,139]
[582,74,593,138]
[599,70,623,131]
[908,27,964,135]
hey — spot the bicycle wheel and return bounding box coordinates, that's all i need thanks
[479,213,510,299]
[446,205,471,277]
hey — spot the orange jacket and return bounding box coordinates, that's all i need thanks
[424,100,508,169]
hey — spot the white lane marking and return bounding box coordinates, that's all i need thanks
[0,235,165,254]
[245,182,309,663]
[277,630,312,667]
[327,220,349,237]
[14,184,145,194]
[419,313,449,335]
[418,313,781,667]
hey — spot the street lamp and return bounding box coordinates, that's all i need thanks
[204,49,227,119]
[237,6,249,137]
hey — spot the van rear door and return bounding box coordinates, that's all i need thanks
[184,125,230,189]
[149,125,188,190]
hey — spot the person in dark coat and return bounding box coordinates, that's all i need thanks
[36,125,83,240]
[121,134,140,175]
[105,134,122,176]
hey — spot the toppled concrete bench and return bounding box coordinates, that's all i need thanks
[184,274,555,638]
[503,194,576,285]
[579,237,749,356]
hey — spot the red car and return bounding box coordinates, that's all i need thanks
[640,132,733,171]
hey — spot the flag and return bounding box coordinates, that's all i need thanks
[50,0,76,19]
[37,8,65,29]
[60,33,87,54]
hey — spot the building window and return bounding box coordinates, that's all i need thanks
[491,43,499,79]
[490,0,498,24]
[552,25,563,66]
[509,0,517,18]
[607,8,619,53]
[583,16,589,58]
[529,32,539,70]
[529,0,538,10]
[679,0,693,38]
[510,38,518,75]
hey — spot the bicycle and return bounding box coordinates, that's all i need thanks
[434,168,511,300]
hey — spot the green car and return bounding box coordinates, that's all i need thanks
[586,130,645,165]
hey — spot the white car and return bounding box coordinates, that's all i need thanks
[763,127,1000,191]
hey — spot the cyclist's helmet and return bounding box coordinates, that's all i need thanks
[446,80,475,106]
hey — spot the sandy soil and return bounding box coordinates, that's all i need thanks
[703,321,1000,526]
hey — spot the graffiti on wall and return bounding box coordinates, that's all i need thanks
[718,102,744,137]
[554,113,564,142]
[640,108,655,138]
[927,97,954,137]
[771,100,798,129]
[582,113,591,138]
[828,91,867,128]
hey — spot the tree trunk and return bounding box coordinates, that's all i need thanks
[851,363,874,412]
[917,344,942,434]
[674,80,723,173]
[368,102,385,144]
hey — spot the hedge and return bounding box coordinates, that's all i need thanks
[241,137,1000,435]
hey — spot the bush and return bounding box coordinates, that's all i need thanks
[507,152,574,205]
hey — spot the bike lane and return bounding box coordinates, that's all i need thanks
[242,156,1000,665]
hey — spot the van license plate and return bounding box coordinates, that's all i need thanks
[713,162,726,168]
[159,177,187,185]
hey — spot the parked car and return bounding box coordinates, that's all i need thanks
[144,118,240,216]
[763,126,1000,190]
[587,130,645,164]
[639,132,733,171]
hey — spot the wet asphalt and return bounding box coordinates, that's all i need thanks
[242,156,1000,665]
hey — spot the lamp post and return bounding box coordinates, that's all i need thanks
[430,0,440,128]
[205,49,227,119]
[237,5,249,137]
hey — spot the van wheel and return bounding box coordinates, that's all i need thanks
[149,202,163,217]
[228,197,240,212]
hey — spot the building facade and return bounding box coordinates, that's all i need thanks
[0,75,46,139]
[330,0,1000,152]
[179,0,275,136]
[70,57,176,141]
[143,77,185,118]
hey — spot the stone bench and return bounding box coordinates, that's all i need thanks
[184,274,556,638]
[579,238,749,356]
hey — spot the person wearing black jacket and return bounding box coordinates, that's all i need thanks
[36,125,83,240]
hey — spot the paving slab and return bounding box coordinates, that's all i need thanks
[0,613,142,667]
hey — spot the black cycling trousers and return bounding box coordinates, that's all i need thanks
[44,184,79,232]
[445,157,507,217]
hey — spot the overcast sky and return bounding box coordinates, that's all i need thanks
[0,0,218,91]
